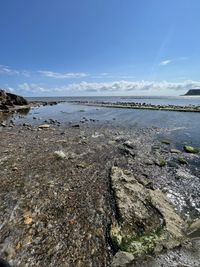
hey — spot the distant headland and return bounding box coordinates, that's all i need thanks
[184,89,200,96]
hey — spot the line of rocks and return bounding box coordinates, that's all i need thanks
[69,100,200,113]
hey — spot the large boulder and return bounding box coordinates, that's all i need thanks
[0,89,28,110]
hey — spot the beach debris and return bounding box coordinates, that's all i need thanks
[183,145,199,154]
[38,124,50,129]
[54,150,67,159]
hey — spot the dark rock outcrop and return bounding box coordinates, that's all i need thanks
[0,89,28,110]
[184,89,200,96]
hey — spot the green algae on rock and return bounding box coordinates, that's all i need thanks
[178,157,188,165]
[110,167,185,258]
[183,145,199,154]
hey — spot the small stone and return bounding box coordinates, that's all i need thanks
[54,150,66,159]
[38,124,50,129]
[170,148,181,154]
[72,124,80,128]
[152,145,160,150]
[23,212,33,225]
[76,163,87,168]
[23,123,31,127]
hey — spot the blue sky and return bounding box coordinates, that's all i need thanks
[0,0,200,96]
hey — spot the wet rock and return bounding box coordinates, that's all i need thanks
[167,161,178,168]
[111,251,135,267]
[110,167,185,257]
[72,124,80,128]
[183,145,199,154]
[23,123,31,127]
[119,146,135,157]
[187,219,200,238]
[154,159,166,167]
[144,159,154,165]
[152,145,160,150]
[161,140,171,145]
[123,141,135,149]
[0,258,12,267]
[178,157,188,165]
[176,169,196,180]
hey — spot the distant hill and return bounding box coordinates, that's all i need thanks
[184,89,200,96]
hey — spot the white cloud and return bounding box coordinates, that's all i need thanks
[159,60,172,66]
[16,80,200,95]
[0,65,31,77]
[18,83,51,93]
[159,57,188,66]
[0,65,20,75]
[38,70,89,79]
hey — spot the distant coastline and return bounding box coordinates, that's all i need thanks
[184,89,200,96]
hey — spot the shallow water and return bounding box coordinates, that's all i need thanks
[13,100,200,148]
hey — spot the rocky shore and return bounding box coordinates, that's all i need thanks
[69,100,200,113]
[0,90,62,115]
[0,115,200,266]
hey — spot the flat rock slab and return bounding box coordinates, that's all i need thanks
[110,167,185,258]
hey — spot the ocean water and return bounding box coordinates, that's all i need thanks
[27,95,200,106]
